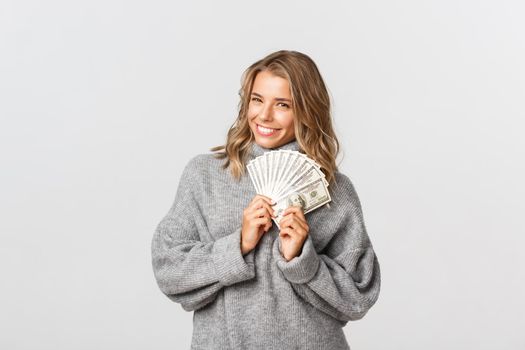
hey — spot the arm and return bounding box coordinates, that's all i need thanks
[151,156,256,311]
[272,174,381,323]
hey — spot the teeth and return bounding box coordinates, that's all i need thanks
[258,125,276,133]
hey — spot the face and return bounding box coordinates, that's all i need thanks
[247,70,296,149]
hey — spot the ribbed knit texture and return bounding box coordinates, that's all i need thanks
[151,139,381,350]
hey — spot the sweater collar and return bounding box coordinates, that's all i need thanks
[249,139,301,159]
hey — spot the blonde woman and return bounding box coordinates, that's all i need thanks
[151,50,381,350]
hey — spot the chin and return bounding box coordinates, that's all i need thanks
[254,136,275,145]
[255,136,289,149]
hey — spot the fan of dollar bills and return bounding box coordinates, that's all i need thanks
[247,150,331,229]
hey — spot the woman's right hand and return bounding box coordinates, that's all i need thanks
[241,194,276,255]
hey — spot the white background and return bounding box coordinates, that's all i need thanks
[1,0,524,349]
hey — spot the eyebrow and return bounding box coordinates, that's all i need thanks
[251,92,292,103]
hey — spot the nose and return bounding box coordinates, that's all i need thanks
[257,103,273,122]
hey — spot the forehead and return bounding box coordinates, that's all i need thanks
[252,70,291,97]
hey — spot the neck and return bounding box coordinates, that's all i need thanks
[249,139,301,159]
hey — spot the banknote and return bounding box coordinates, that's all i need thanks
[247,150,331,228]
[270,177,331,228]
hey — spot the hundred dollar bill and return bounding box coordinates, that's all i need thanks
[274,162,327,200]
[271,177,331,229]
[247,162,261,194]
[269,150,285,199]
[274,152,304,197]
[269,151,279,198]
[271,151,289,198]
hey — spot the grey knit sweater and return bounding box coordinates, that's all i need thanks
[151,139,381,350]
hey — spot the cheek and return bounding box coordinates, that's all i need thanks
[247,104,261,118]
[276,114,295,129]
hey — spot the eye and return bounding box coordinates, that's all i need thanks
[251,97,262,102]
[278,102,290,108]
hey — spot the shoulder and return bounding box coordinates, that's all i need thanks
[332,171,359,200]
[329,170,364,217]
[180,152,226,181]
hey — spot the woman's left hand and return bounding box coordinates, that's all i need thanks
[278,206,310,261]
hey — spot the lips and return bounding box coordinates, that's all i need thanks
[256,124,280,136]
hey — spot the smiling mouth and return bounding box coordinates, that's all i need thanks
[256,124,280,136]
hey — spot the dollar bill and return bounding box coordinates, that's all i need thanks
[247,162,261,194]
[271,151,288,198]
[247,150,331,229]
[271,177,331,229]
[274,162,326,200]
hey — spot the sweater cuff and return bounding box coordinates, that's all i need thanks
[212,227,256,286]
[273,234,320,284]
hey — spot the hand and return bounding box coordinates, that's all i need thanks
[278,206,310,261]
[241,195,276,255]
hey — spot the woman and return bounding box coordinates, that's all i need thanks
[151,50,381,350]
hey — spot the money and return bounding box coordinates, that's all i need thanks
[246,150,332,228]
[271,178,331,229]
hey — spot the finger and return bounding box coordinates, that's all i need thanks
[282,208,307,227]
[281,216,308,235]
[252,207,270,219]
[254,202,276,218]
[279,228,301,241]
[279,215,300,230]
[251,195,275,206]
[281,225,304,241]
[250,200,276,217]
[291,214,308,232]
[283,206,305,219]
[284,210,307,228]
[279,228,291,238]
[252,216,271,227]
[278,215,290,227]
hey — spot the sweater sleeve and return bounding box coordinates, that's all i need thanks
[271,174,381,323]
[151,156,256,312]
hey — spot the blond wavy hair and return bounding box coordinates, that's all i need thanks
[210,50,341,186]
